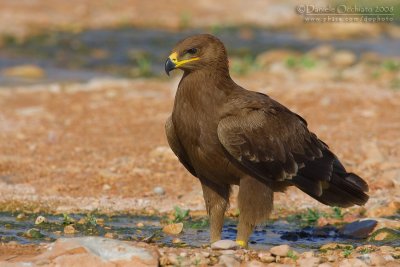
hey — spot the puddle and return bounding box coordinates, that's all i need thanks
[1,212,398,251]
[0,27,399,85]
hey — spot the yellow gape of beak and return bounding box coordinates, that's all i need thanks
[165,52,200,75]
[169,52,200,68]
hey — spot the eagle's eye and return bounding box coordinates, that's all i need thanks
[186,48,198,55]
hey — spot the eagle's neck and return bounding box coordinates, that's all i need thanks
[179,69,234,96]
[173,69,235,118]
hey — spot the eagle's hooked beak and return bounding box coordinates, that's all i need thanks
[165,52,200,76]
[165,57,176,76]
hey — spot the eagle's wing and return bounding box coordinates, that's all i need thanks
[217,96,368,206]
[217,102,326,183]
[165,116,196,177]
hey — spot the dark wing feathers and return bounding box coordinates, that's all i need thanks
[218,102,326,182]
[165,116,197,177]
[217,94,369,207]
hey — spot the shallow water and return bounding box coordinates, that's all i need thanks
[0,27,399,85]
[1,212,398,250]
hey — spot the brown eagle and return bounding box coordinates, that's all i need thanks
[164,34,368,247]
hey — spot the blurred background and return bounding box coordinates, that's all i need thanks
[0,0,400,255]
[0,0,399,85]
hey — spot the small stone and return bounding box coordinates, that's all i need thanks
[64,225,77,234]
[16,213,26,220]
[308,45,334,59]
[327,254,338,262]
[331,50,356,67]
[162,222,183,235]
[258,252,275,263]
[172,238,182,244]
[201,252,210,257]
[35,215,47,225]
[318,263,333,267]
[77,218,87,224]
[96,218,105,226]
[153,186,165,195]
[219,254,240,267]
[2,64,46,79]
[136,222,144,228]
[339,219,377,238]
[211,240,238,250]
[102,184,111,191]
[270,244,291,256]
[104,232,118,239]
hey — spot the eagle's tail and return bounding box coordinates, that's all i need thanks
[292,151,369,208]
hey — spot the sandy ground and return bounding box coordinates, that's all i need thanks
[0,71,399,215]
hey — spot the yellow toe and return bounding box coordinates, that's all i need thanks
[236,240,247,247]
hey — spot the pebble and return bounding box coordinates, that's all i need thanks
[270,244,291,256]
[153,186,165,195]
[219,254,240,267]
[258,252,275,263]
[331,50,356,67]
[104,232,118,239]
[1,64,46,79]
[95,218,105,226]
[211,239,238,250]
[136,222,144,227]
[162,222,183,235]
[172,238,182,244]
[35,215,46,225]
[64,225,77,234]
[201,252,210,258]
[339,219,377,238]
[16,213,26,220]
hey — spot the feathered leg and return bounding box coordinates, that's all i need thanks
[237,176,273,247]
[200,179,230,243]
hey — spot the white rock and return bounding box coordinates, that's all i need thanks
[211,240,238,250]
[270,244,291,256]
[153,186,165,195]
[35,215,46,225]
